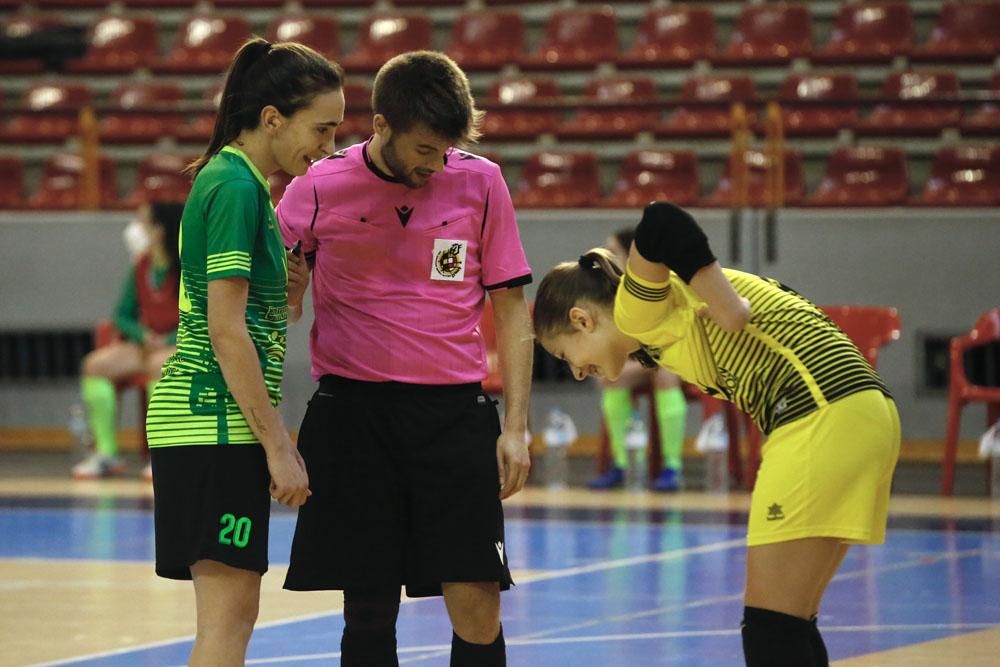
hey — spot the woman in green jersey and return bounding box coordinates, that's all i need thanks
[145,38,344,667]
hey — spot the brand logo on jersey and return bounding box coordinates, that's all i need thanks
[774,397,789,415]
[766,503,785,521]
[494,541,505,564]
[265,331,286,363]
[457,151,480,161]
[264,305,288,323]
[717,367,739,398]
[431,239,467,281]
[395,205,414,227]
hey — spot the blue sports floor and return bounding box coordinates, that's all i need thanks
[2,493,999,666]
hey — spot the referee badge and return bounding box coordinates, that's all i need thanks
[431,239,467,281]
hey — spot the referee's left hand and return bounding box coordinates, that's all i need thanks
[497,430,531,500]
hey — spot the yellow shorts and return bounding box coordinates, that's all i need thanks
[747,389,901,547]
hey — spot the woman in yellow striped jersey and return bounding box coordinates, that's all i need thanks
[533,202,900,667]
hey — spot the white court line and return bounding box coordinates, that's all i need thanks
[27,538,745,667]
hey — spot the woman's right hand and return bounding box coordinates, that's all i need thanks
[266,439,311,507]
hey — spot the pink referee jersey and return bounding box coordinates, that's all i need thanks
[277,141,532,385]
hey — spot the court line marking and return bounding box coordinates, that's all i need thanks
[26,538,744,667]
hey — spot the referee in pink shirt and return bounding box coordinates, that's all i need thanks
[276,51,533,667]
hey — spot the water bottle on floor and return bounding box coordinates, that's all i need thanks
[625,410,647,492]
[68,403,91,454]
[543,408,576,490]
[978,419,1000,499]
[696,413,729,494]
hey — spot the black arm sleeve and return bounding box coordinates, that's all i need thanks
[632,202,717,284]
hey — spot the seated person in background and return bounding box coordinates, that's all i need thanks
[72,201,183,479]
[589,226,686,492]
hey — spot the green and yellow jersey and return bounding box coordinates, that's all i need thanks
[146,147,289,447]
[615,267,890,434]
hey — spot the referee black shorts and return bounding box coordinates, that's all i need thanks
[151,443,271,580]
[284,375,514,598]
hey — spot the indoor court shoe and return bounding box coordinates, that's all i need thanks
[652,468,682,493]
[587,466,624,490]
[71,454,126,479]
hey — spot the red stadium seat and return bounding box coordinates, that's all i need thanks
[703,149,805,207]
[124,154,194,208]
[395,0,464,6]
[480,78,562,141]
[601,150,700,209]
[960,72,1000,137]
[858,71,961,136]
[265,15,339,59]
[99,82,185,143]
[340,14,431,74]
[174,85,223,144]
[820,305,901,369]
[657,75,757,138]
[618,6,716,69]
[153,14,250,74]
[2,83,93,143]
[512,151,600,209]
[212,0,284,7]
[714,3,812,66]
[941,308,1000,496]
[338,83,372,141]
[805,147,908,207]
[913,1,1000,63]
[558,77,658,140]
[1,14,67,75]
[519,8,618,70]
[36,0,108,9]
[28,153,119,210]
[0,156,26,209]
[122,0,198,7]
[914,145,1000,207]
[66,15,158,74]
[814,1,913,64]
[778,73,859,136]
[446,11,525,72]
[268,170,294,206]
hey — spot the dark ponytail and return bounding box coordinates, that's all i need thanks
[186,38,345,177]
[533,248,623,340]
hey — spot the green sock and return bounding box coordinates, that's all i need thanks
[602,387,633,469]
[81,376,118,458]
[655,387,686,472]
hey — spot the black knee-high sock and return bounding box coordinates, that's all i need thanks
[341,587,401,667]
[741,606,818,667]
[451,624,505,667]
[810,615,829,666]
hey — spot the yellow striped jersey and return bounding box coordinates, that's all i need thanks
[615,267,890,434]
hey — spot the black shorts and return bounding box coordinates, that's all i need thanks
[151,444,271,580]
[284,375,514,598]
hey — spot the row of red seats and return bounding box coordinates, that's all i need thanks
[3,2,998,77]
[2,70,997,144]
[3,145,996,211]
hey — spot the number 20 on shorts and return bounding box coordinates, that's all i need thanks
[218,513,252,548]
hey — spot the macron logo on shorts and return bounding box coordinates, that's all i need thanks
[494,541,505,564]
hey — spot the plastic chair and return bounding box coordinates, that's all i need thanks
[557,77,658,140]
[703,149,805,207]
[66,15,158,74]
[0,155,26,209]
[820,305,902,368]
[99,82,185,143]
[265,15,339,59]
[480,78,562,141]
[858,71,961,136]
[28,153,119,210]
[124,154,193,208]
[912,1,1000,63]
[942,308,1000,496]
[3,83,93,143]
[960,72,1000,137]
[714,3,812,66]
[94,320,148,451]
[446,11,524,72]
[519,8,618,70]
[153,14,250,74]
[804,147,908,207]
[601,150,700,209]
[814,1,913,64]
[657,75,757,138]
[778,72,859,136]
[618,6,716,69]
[1,14,67,74]
[340,14,431,73]
[511,151,600,209]
[914,146,1000,207]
